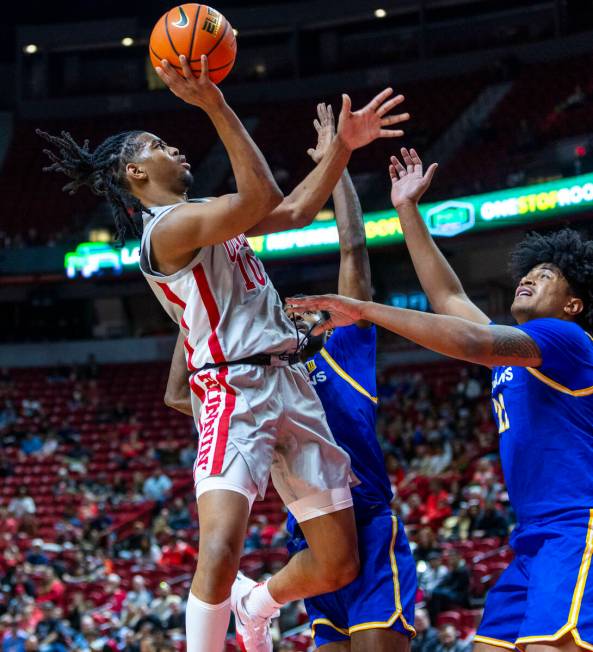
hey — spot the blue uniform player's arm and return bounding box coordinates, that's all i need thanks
[390,148,490,325]
[164,330,193,416]
[287,294,543,369]
[309,103,372,325]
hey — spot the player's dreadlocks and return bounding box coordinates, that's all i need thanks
[510,228,593,330]
[36,129,151,246]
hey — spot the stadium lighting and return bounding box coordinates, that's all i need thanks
[232,28,239,37]
[121,37,134,47]
[23,44,38,54]
[374,8,387,18]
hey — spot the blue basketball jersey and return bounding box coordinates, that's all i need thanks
[287,325,392,538]
[491,318,593,523]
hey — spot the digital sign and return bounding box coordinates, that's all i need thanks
[64,172,593,277]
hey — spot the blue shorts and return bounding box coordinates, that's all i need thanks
[295,511,417,648]
[475,508,593,651]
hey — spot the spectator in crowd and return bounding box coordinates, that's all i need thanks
[0,507,18,535]
[55,420,79,446]
[19,433,43,457]
[21,401,42,419]
[167,498,191,531]
[35,568,65,608]
[472,501,509,539]
[158,532,197,568]
[434,624,469,652]
[2,618,28,652]
[149,582,182,624]
[418,551,448,599]
[428,550,471,622]
[8,488,36,519]
[123,576,152,613]
[100,574,127,615]
[179,443,195,469]
[24,541,49,569]
[142,471,172,504]
[34,603,70,652]
[414,527,440,562]
[412,608,439,652]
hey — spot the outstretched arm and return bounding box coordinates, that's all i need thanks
[151,56,283,270]
[390,148,489,324]
[247,90,409,236]
[286,295,542,368]
[164,331,193,417]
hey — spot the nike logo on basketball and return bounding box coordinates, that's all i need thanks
[172,6,189,27]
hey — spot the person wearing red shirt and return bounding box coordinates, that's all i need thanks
[158,532,198,568]
[35,567,65,607]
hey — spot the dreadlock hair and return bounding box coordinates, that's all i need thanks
[510,228,593,330]
[36,129,152,246]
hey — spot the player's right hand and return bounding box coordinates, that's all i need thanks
[337,88,409,151]
[155,55,225,114]
[389,148,438,209]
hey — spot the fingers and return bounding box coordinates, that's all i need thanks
[179,55,193,81]
[286,295,323,310]
[317,102,327,123]
[312,321,333,336]
[200,54,209,79]
[380,112,410,128]
[409,147,422,166]
[401,147,415,174]
[313,118,322,134]
[367,87,393,112]
[378,129,405,138]
[340,94,352,117]
[307,148,317,159]
[377,94,405,117]
[390,155,406,178]
[424,162,439,185]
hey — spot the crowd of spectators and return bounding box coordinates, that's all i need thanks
[0,356,512,650]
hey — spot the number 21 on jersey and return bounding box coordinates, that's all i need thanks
[492,394,510,434]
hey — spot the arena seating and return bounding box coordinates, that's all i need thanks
[435,52,593,196]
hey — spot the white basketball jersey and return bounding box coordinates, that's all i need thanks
[139,202,297,370]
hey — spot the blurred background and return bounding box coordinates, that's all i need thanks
[0,0,592,650]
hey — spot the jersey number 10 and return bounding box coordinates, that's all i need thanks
[492,394,510,434]
[237,251,266,291]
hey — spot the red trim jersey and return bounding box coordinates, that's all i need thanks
[139,202,297,371]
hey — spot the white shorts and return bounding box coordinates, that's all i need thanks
[190,362,354,523]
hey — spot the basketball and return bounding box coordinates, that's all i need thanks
[149,4,237,85]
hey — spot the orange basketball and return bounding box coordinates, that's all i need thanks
[149,4,237,85]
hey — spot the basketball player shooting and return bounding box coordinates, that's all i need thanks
[166,103,418,652]
[288,148,593,652]
[37,55,409,652]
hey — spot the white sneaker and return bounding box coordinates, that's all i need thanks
[231,571,278,652]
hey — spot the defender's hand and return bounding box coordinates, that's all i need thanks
[307,103,336,163]
[389,147,438,210]
[286,294,364,334]
[155,55,225,113]
[337,89,409,151]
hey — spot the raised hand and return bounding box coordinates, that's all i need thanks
[286,294,364,334]
[389,147,438,209]
[155,55,225,114]
[307,103,336,163]
[337,88,409,151]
